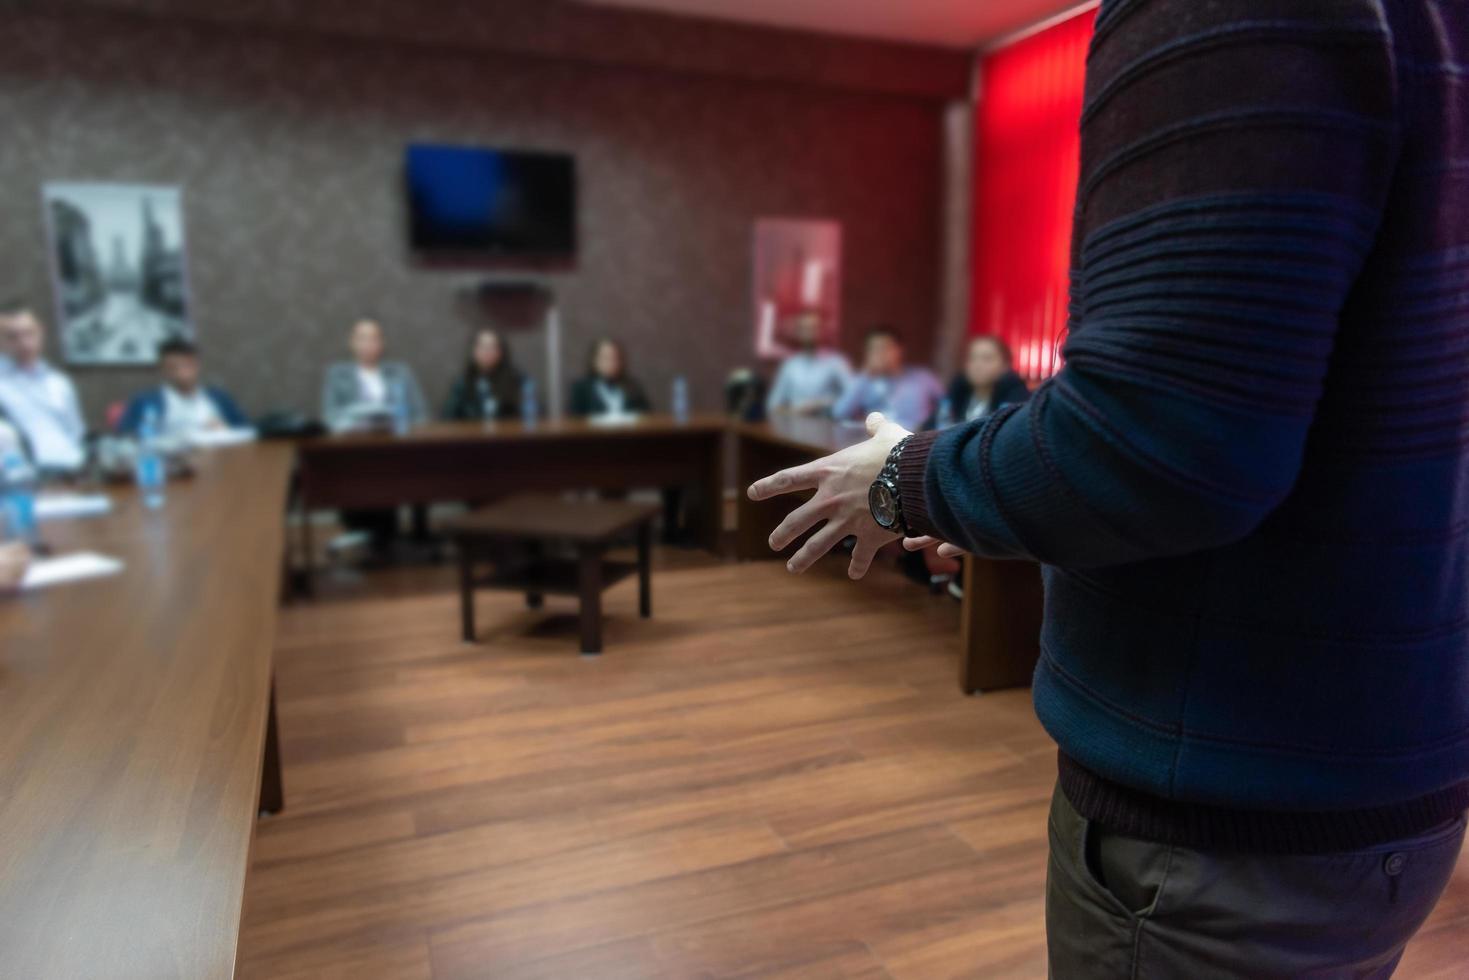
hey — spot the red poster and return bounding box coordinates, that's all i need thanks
[752,218,841,360]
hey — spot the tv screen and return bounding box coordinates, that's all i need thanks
[406,144,576,258]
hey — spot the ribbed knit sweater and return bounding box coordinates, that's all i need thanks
[900,0,1469,852]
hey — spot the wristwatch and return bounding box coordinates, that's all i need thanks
[868,435,913,534]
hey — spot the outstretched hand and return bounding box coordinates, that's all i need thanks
[746,412,908,580]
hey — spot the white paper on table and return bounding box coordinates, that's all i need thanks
[189,427,258,448]
[588,412,643,427]
[35,494,114,521]
[21,552,125,591]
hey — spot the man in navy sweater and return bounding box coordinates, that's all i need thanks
[750,0,1468,973]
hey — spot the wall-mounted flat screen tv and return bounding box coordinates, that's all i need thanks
[406,144,576,258]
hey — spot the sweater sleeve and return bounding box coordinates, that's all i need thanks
[903,0,1399,567]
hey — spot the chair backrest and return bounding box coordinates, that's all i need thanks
[724,369,766,422]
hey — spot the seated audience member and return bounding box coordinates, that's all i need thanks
[569,338,651,417]
[321,319,428,432]
[832,326,943,432]
[443,328,525,421]
[0,541,28,593]
[908,336,1034,596]
[929,334,1030,429]
[765,311,852,417]
[118,338,248,438]
[321,319,429,560]
[569,337,683,536]
[0,302,86,473]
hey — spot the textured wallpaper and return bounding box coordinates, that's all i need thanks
[0,5,949,425]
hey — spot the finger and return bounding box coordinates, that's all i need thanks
[747,461,821,501]
[769,496,830,552]
[902,535,939,552]
[785,521,850,574]
[847,536,882,580]
[936,543,966,559]
[864,412,887,436]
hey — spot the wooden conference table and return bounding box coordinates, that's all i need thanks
[294,415,726,589]
[0,443,293,979]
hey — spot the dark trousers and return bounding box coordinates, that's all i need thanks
[1046,784,1465,978]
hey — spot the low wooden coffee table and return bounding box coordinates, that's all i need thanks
[449,493,659,655]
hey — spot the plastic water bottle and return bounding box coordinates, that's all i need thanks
[936,397,955,430]
[521,377,539,430]
[671,375,690,424]
[476,377,498,420]
[390,379,412,436]
[0,451,39,545]
[135,407,167,509]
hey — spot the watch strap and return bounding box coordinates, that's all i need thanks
[880,435,913,533]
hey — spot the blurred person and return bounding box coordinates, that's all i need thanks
[442,328,525,421]
[321,319,427,432]
[750,0,1469,974]
[831,326,942,432]
[321,319,429,559]
[118,338,248,438]
[568,337,651,417]
[765,310,852,417]
[0,301,86,473]
[569,336,686,537]
[908,332,1030,592]
[929,335,1030,429]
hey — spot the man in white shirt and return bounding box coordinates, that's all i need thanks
[765,311,853,417]
[0,302,86,472]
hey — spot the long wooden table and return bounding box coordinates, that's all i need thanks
[295,415,726,586]
[0,443,293,979]
[732,417,1045,692]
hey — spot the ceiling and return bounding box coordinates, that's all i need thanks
[576,0,1088,49]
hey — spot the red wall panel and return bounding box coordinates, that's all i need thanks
[971,6,1096,381]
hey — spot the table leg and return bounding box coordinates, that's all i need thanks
[637,521,652,618]
[458,538,476,643]
[683,432,724,554]
[578,544,603,655]
[297,494,315,598]
[259,678,284,816]
[959,556,1044,693]
[525,539,544,608]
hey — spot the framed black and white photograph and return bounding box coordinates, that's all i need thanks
[42,181,193,366]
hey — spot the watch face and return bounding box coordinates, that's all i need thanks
[869,480,898,529]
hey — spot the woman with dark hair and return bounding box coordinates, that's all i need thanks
[443,328,526,421]
[928,334,1030,429]
[568,337,652,417]
[906,334,1033,593]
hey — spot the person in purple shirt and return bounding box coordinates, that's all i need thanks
[831,326,943,433]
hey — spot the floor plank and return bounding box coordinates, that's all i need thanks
[239,552,1469,978]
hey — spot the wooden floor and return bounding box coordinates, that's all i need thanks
[239,551,1469,979]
